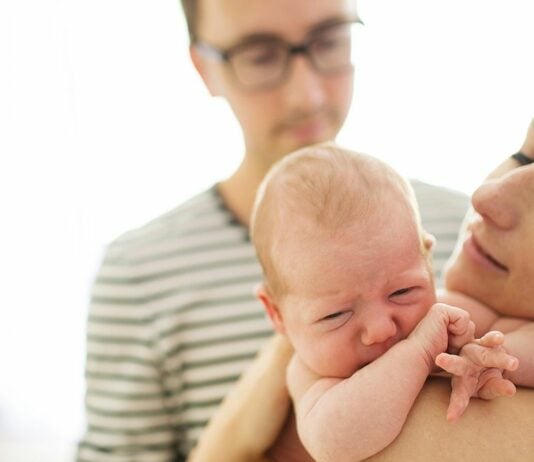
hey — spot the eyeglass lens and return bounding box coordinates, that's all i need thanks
[229,21,359,89]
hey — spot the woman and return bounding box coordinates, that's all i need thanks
[189,121,534,462]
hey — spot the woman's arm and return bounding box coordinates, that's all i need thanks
[501,322,534,387]
[188,334,293,462]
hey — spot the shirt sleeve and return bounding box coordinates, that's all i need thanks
[76,242,179,462]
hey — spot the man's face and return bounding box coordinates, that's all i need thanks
[195,0,356,166]
[445,164,534,318]
[275,202,436,378]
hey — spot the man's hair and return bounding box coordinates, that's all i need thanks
[180,0,198,43]
[250,143,423,298]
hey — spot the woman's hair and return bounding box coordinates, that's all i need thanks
[250,143,422,297]
[180,0,198,43]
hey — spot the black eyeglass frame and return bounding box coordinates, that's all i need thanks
[194,17,364,90]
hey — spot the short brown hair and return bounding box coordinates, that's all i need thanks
[180,0,198,43]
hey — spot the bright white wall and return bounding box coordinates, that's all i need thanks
[1,0,533,459]
[341,0,534,190]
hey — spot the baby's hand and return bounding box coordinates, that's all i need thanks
[435,331,519,422]
[409,303,475,369]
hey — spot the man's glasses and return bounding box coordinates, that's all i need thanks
[195,19,363,91]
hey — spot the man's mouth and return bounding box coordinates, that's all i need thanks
[468,234,509,272]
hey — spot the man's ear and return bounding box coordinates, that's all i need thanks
[189,46,222,97]
[255,283,286,334]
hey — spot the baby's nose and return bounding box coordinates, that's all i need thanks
[360,312,397,346]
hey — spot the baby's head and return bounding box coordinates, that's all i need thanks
[251,144,436,377]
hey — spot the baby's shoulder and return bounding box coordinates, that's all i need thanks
[287,355,343,405]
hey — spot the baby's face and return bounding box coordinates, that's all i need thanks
[277,203,436,378]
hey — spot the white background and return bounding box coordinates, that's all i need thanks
[1,0,533,460]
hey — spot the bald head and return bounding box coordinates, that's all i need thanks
[251,143,422,298]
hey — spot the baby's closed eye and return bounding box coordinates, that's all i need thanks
[389,287,425,304]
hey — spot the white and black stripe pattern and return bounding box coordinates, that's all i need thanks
[77,181,468,461]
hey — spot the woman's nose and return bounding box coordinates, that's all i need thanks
[472,180,519,230]
[360,310,397,346]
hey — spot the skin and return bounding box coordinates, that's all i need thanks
[368,122,534,461]
[431,157,534,419]
[266,380,534,462]
[267,382,534,462]
[365,377,534,462]
[192,151,534,461]
[445,164,534,319]
[190,0,357,224]
[267,138,534,461]
[258,185,482,461]
[261,198,436,378]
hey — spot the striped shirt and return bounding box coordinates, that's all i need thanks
[77,180,468,461]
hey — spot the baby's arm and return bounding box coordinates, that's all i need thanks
[288,303,473,462]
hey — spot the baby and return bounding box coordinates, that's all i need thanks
[250,144,519,462]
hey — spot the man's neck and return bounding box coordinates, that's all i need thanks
[218,156,269,227]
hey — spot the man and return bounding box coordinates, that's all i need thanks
[76,1,468,460]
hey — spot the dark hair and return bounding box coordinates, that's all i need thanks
[180,0,198,43]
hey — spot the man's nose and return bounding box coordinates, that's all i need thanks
[472,180,519,230]
[360,309,398,346]
[282,55,326,111]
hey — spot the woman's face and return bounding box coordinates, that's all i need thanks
[445,163,534,318]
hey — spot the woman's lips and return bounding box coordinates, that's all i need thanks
[463,233,509,273]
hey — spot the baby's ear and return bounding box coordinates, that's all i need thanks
[422,231,436,252]
[255,283,286,334]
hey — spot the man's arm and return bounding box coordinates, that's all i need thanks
[76,245,176,462]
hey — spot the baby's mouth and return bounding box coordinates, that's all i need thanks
[471,235,509,272]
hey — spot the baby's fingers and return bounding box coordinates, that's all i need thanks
[466,344,519,371]
[436,352,471,376]
[446,378,473,422]
[448,320,476,354]
[477,331,505,348]
[478,377,516,400]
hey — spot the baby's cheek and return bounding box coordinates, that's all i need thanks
[316,344,359,377]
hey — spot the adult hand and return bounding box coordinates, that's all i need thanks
[189,334,294,462]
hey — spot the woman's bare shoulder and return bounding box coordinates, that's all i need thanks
[367,377,534,462]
